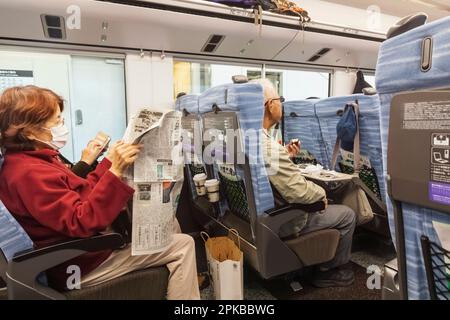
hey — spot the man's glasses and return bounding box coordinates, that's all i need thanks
[265,96,285,105]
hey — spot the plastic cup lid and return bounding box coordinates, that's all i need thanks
[193,173,207,181]
[205,179,219,187]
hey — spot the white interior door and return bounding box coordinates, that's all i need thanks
[70,56,127,162]
[0,50,75,160]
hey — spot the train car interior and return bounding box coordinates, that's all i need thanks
[0,0,449,302]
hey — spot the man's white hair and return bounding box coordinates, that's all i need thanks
[250,78,278,104]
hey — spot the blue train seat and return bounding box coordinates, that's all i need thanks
[282,99,327,166]
[176,94,207,200]
[315,94,385,202]
[376,16,450,299]
[194,83,340,279]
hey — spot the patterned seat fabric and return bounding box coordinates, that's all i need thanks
[283,99,327,166]
[176,94,206,199]
[376,16,450,299]
[198,83,274,217]
[283,95,385,202]
[0,201,34,262]
[315,94,385,201]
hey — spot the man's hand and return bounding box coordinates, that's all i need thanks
[285,139,301,158]
[80,140,104,166]
[106,141,143,178]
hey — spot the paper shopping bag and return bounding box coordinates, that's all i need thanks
[201,229,244,300]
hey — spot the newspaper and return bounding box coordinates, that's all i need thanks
[124,109,183,255]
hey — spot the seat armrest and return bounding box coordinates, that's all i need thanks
[7,233,125,300]
[265,201,325,216]
[261,201,321,236]
[12,233,125,263]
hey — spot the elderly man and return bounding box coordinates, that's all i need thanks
[253,79,356,288]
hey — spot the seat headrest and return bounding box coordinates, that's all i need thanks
[386,13,428,40]
[232,75,248,84]
[363,87,377,96]
[176,92,187,99]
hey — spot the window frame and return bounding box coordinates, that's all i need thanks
[173,57,333,98]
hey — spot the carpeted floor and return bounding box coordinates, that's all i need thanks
[201,261,383,300]
[259,262,382,300]
[199,229,396,300]
[200,240,395,300]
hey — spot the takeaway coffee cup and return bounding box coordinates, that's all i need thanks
[205,179,220,203]
[193,173,207,196]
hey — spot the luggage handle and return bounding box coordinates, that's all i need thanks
[200,231,210,243]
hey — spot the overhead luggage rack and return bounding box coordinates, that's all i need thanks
[98,0,386,42]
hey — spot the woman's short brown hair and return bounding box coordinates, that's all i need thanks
[0,85,64,151]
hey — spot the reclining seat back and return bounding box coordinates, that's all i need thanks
[0,200,35,299]
[176,94,206,200]
[198,84,339,279]
[0,202,34,268]
[376,16,450,299]
[0,153,34,282]
[198,83,273,272]
[315,94,385,202]
[282,99,327,166]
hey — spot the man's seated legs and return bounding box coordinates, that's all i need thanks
[298,205,357,287]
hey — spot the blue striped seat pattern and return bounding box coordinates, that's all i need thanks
[198,83,274,215]
[0,201,34,262]
[376,16,450,299]
[315,94,385,202]
[176,94,205,200]
[175,94,199,113]
[282,100,328,166]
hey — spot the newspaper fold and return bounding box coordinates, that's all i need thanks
[124,109,183,255]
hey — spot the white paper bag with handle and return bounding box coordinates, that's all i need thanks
[201,229,244,300]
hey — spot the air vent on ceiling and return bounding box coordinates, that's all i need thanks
[307,48,332,62]
[41,14,66,40]
[201,35,225,53]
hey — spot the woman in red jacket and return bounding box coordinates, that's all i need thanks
[0,86,200,300]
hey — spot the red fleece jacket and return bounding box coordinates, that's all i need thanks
[0,149,135,290]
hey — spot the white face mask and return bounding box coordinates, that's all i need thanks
[39,122,70,150]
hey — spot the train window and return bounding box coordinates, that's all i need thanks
[173,60,330,101]
[263,67,331,100]
[173,60,261,97]
[364,74,376,89]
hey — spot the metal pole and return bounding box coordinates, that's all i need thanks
[392,199,408,300]
[420,236,438,300]
[387,174,408,300]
